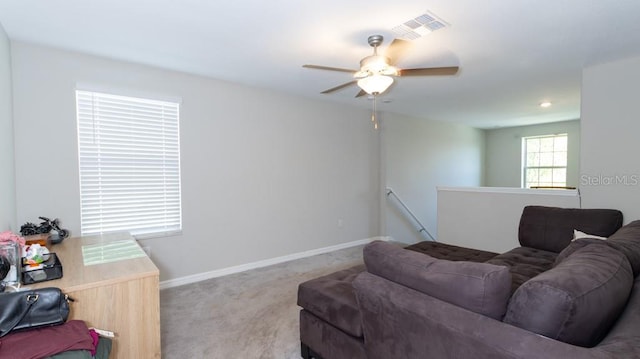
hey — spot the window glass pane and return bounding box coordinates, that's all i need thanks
[526,168,539,187]
[526,138,540,153]
[554,136,568,151]
[554,151,567,166]
[527,152,540,167]
[553,168,567,185]
[540,153,554,166]
[539,168,552,184]
[540,137,554,152]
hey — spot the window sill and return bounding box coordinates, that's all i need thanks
[133,230,182,240]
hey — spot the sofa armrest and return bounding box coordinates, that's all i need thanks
[353,272,634,359]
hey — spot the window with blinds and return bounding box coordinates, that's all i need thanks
[76,90,182,237]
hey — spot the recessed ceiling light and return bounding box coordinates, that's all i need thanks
[539,101,552,108]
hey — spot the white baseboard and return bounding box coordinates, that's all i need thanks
[159,236,391,290]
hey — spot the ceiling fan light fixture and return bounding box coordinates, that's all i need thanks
[358,55,398,77]
[357,74,394,95]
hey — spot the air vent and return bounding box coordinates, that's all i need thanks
[392,11,449,40]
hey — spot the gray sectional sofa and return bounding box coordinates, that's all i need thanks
[297,205,640,358]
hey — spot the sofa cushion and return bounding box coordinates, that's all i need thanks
[503,244,633,347]
[486,246,557,293]
[518,206,623,253]
[555,221,640,276]
[297,264,365,337]
[363,241,511,320]
[606,220,640,276]
[554,237,603,266]
[405,241,498,263]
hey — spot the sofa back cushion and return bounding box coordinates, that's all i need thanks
[363,241,511,320]
[518,206,623,253]
[503,244,633,347]
[606,220,640,276]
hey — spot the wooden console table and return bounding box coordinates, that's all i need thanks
[29,232,161,358]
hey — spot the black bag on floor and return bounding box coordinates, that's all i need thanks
[0,287,72,337]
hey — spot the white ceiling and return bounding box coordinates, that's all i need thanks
[1,0,640,128]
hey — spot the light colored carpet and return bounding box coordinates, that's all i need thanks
[160,245,365,359]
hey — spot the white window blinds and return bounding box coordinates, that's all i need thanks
[76,90,182,237]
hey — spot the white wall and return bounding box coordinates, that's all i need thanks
[11,42,380,282]
[383,113,484,243]
[485,120,580,188]
[0,24,16,231]
[581,55,640,223]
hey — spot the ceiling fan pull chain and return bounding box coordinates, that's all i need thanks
[371,95,379,130]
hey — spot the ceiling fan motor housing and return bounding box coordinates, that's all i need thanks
[367,35,384,48]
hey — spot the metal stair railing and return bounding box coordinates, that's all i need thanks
[385,187,436,241]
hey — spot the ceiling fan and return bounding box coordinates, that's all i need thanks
[303,34,459,97]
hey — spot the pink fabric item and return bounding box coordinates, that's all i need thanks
[0,231,25,246]
[88,329,99,356]
[0,320,94,359]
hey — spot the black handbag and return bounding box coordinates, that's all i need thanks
[0,287,73,337]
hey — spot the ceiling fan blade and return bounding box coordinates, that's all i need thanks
[321,80,358,94]
[355,89,367,98]
[399,66,459,76]
[303,64,357,73]
[386,38,413,65]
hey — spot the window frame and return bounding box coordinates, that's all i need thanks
[521,133,568,189]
